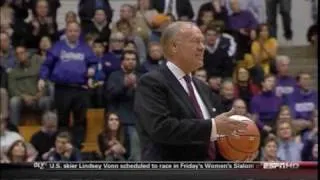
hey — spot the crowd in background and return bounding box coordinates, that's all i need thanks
[0,0,318,163]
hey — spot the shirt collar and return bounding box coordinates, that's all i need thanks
[166,61,191,80]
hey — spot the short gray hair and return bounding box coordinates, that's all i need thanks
[276,55,290,64]
[160,21,195,58]
[42,111,57,124]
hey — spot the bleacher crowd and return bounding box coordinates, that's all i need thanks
[0,0,318,163]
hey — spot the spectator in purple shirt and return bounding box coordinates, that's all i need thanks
[274,56,297,100]
[250,75,282,135]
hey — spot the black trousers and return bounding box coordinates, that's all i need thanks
[54,84,89,148]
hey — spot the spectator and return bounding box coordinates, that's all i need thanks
[115,19,147,64]
[38,22,97,148]
[133,0,159,44]
[0,118,37,161]
[219,79,235,112]
[276,105,292,123]
[98,112,127,161]
[274,55,296,99]
[8,44,51,126]
[150,0,194,21]
[266,0,292,40]
[276,121,303,161]
[0,0,28,24]
[28,0,61,24]
[149,14,171,43]
[37,36,53,62]
[251,24,278,75]
[89,38,106,108]
[224,0,266,24]
[0,0,14,27]
[203,24,235,78]
[84,33,98,49]
[1,140,36,163]
[233,66,260,108]
[78,0,112,31]
[196,9,215,33]
[286,72,317,126]
[83,8,111,45]
[140,42,164,74]
[208,75,222,94]
[193,68,207,84]
[26,0,58,49]
[260,136,281,161]
[197,0,229,27]
[30,111,57,160]
[58,11,79,41]
[232,98,252,118]
[250,75,282,135]
[0,32,15,71]
[0,66,8,119]
[111,4,135,33]
[302,135,318,161]
[124,40,138,53]
[46,131,82,161]
[107,51,140,155]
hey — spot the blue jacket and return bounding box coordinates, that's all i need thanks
[102,51,121,81]
[40,40,97,85]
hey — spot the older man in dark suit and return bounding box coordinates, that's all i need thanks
[134,21,249,161]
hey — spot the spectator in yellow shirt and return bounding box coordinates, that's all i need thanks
[251,24,278,75]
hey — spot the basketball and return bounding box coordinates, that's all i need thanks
[217,115,260,161]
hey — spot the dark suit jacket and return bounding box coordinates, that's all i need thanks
[151,0,194,20]
[134,65,224,161]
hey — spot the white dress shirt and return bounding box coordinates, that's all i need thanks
[164,0,178,19]
[166,61,218,141]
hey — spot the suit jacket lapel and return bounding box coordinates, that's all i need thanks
[192,77,216,117]
[160,65,198,117]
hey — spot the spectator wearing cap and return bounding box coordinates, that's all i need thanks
[28,0,61,24]
[197,0,229,27]
[0,66,8,119]
[78,0,112,31]
[150,0,194,21]
[149,14,171,43]
[203,23,236,78]
[38,22,97,148]
[26,0,58,49]
[30,111,58,160]
[266,0,292,40]
[107,51,140,159]
[0,32,15,71]
[8,44,52,126]
[89,38,107,108]
[115,19,147,64]
[274,55,296,100]
[233,66,260,109]
[250,75,282,135]
[251,24,278,76]
[82,8,111,46]
[140,42,164,74]
[276,121,303,161]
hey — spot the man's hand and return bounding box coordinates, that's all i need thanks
[63,143,73,158]
[38,79,46,92]
[215,108,248,136]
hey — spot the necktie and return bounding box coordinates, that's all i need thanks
[167,0,173,14]
[183,75,216,160]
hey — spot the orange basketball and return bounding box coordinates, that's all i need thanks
[217,115,260,161]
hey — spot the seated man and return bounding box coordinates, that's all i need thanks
[8,44,51,126]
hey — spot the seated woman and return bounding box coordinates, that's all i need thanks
[1,140,37,163]
[260,136,281,161]
[251,24,278,75]
[98,112,127,161]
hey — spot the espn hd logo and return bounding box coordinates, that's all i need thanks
[263,162,300,169]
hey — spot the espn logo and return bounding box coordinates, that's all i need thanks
[263,162,300,169]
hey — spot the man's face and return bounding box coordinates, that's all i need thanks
[66,23,81,43]
[94,10,106,24]
[149,45,163,60]
[122,53,137,72]
[93,43,105,57]
[175,25,205,72]
[110,36,125,50]
[16,47,28,64]
[36,1,48,17]
[221,82,234,100]
[262,76,276,91]
[55,137,69,153]
[0,33,10,51]
[278,122,292,139]
[298,74,311,90]
[43,120,57,135]
[277,60,290,75]
[206,30,218,46]
[230,0,240,13]
[120,6,133,20]
[208,77,221,91]
[233,100,247,115]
